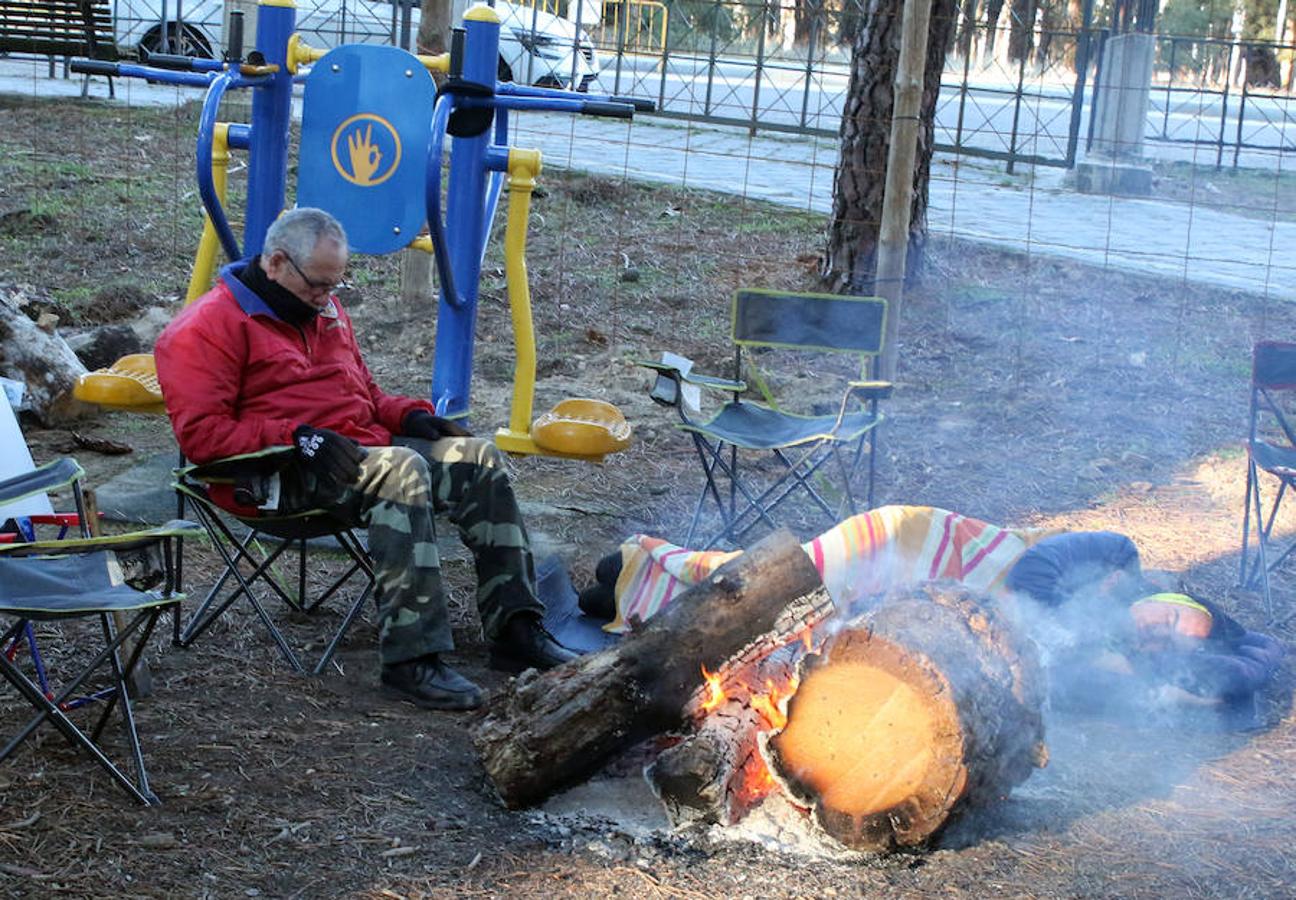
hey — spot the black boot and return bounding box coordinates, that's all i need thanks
[381,655,483,710]
[490,614,579,673]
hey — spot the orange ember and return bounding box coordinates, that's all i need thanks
[700,665,726,712]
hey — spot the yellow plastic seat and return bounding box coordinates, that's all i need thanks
[73,353,166,414]
[531,398,632,458]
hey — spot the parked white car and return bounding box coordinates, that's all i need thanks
[111,0,600,90]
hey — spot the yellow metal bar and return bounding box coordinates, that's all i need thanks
[186,123,230,304]
[288,33,447,75]
[493,148,543,455]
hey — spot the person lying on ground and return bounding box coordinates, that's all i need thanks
[579,511,1283,727]
[155,207,575,712]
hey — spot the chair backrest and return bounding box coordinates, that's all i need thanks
[1251,341,1296,447]
[731,289,887,371]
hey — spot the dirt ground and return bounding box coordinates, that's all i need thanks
[3,94,1296,898]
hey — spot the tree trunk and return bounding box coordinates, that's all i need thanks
[763,583,1048,851]
[982,0,1004,59]
[472,530,830,809]
[821,0,958,292]
[1007,0,1036,63]
[0,289,92,425]
[417,0,454,56]
[793,0,820,45]
[956,0,978,59]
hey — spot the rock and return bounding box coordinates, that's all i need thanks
[68,324,144,371]
[131,306,174,346]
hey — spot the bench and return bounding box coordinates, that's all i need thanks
[0,0,116,58]
[0,0,117,95]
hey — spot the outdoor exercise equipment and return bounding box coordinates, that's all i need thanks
[68,0,646,462]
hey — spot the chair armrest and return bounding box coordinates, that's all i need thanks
[686,372,748,393]
[0,457,84,506]
[848,380,894,401]
[0,520,203,557]
[637,361,746,394]
[180,446,296,483]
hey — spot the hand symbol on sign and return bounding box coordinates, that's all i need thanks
[346,124,383,185]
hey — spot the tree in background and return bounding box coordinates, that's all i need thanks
[821,0,958,291]
[418,0,454,56]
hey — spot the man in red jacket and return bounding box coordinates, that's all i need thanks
[155,207,575,710]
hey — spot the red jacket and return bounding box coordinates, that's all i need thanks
[155,262,432,465]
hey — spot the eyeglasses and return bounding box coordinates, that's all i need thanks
[283,253,342,295]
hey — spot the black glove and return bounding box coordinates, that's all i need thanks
[402,409,473,441]
[292,425,366,486]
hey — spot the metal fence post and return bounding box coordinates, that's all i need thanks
[1217,42,1232,169]
[750,0,768,133]
[704,0,722,117]
[1234,46,1250,169]
[1005,1,1035,175]
[1065,0,1095,167]
[798,0,821,130]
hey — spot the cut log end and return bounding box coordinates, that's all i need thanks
[764,584,1046,852]
[767,635,965,846]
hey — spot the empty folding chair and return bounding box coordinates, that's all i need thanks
[0,457,195,805]
[1240,340,1296,619]
[642,289,892,548]
[173,448,376,674]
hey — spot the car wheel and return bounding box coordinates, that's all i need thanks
[139,23,215,60]
[497,56,514,82]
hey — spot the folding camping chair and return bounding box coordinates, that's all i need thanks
[1240,340,1296,619]
[0,457,196,805]
[641,289,892,548]
[173,448,376,675]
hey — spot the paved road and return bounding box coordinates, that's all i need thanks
[3,56,1291,299]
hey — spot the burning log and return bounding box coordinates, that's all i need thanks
[763,583,1049,852]
[472,530,830,809]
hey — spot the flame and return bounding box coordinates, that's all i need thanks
[750,675,800,730]
[799,626,814,653]
[700,664,726,712]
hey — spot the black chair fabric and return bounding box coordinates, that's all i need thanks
[174,450,376,675]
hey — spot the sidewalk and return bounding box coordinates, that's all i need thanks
[3,57,1291,300]
[514,112,1296,299]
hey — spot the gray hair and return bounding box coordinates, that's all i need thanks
[263,208,347,264]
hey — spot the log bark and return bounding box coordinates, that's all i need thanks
[472,530,829,809]
[0,290,92,424]
[763,583,1048,851]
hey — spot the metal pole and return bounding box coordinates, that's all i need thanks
[798,0,820,130]
[1234,48,1249,169]
[874,0,933,381]
[750,0,768,133]
[1065,0,1094,167]
[704,0,721,116]
[1163,37,1176,138]
[1005,1,1032,175]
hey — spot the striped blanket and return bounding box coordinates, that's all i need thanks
[605,505,1056,633]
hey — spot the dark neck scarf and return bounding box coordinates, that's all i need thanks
[237,256,321,327]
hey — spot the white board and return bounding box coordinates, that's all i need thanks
[0,385,54,521]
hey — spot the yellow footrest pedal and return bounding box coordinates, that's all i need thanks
[73,353,166,414]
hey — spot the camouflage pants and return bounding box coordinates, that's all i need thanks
[279,436,541,664]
